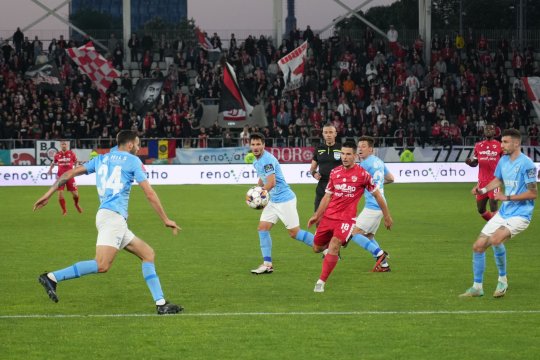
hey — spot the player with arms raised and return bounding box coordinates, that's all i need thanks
[308,141,393,292]
[465,124,503,221]
[48,140,83,215]
[35,130,183,314]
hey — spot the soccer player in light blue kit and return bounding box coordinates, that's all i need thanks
[460,129,537,298]
[34,130,183,314]
[249,133,315,274]
[349,136,394,272]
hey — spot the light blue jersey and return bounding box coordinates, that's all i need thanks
[359,155,389,210]
[253,151,295,203]
[495,153,536,221]
[84,150,148,219]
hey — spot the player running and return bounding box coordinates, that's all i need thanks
[249,133,315,274]
[48,140,83,215]
[308,141,393,293]
[460,129,537,298]
[35,130,183,314]
[351,136,395,272]
[465,124,503,221]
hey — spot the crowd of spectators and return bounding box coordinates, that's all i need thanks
[0,24,539,150]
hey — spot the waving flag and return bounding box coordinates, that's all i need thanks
[130,78,164,114]
[66,42,121,94]
[24,60,63,91]
[523,77,540,120]
[219,62,254,117]
[278,41,308,92]
[195,27,220,53]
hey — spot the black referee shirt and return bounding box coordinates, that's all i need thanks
[313,143,342,182]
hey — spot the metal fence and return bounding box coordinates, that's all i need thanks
[2,27,540,51]
[2,135,536,151]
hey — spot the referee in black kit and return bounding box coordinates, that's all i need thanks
[309,123,342,211]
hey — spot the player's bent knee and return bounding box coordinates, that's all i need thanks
[142,248,155,263]
[287,228,299,238]
[97,261,112,273]
[472,241,488,253]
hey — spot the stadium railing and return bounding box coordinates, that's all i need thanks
[2,135,533,151]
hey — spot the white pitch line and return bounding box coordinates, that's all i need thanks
[2,310,540,319]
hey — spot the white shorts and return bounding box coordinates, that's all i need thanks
[355,208,383,235]
[260,197,300,229]
[96,209,136,249]
[480,212,530,238]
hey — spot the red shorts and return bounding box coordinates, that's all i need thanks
[58,178,77,192]
[476,181,499,201]
[314,217,356,247]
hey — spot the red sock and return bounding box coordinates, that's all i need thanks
[59,198,66,213]
[74,196,82,212]
[481,211,493,221]
[320,254,339,282]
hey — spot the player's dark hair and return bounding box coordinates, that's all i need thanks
[358,136,375,147]
[502,128,521,140]
[117,130,138,146]
[250,132,265,144]
[342,140,357,152]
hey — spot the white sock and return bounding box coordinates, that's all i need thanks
[498,276,508,284]
[47,273,57,283]
[263,261,272,266]
[317,279,325,285]
[375,250,383,257]
[322,249,329,256]
[156,299,166,306]
[473,282,483,290]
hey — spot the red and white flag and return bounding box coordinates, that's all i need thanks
[195,27,220,53]
[523,77,540,120]
[66,42,121,94]
[278,41,308,92]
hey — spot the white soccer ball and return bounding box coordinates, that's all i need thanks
[246,186,270,210]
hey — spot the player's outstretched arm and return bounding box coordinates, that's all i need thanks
[465,157,478,167]
[373,189,393,230]
[138,180,181,235]
[473,177,503,196]
[308,193,331,228]
[47,161,55,175]
[494,182,538,202]
[384,172,394,185]
[262,174,276,192]
[34,165,87,211]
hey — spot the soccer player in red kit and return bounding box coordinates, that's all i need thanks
[308,141,393,292]
[465,124,503,221]
[48,140,83,215]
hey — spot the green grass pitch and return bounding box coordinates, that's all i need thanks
[1,183,539,359]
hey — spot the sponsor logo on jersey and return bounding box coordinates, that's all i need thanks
[334,183,357,192]
[264,164,274,173]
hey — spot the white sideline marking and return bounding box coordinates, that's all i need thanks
[1,310,540,319]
